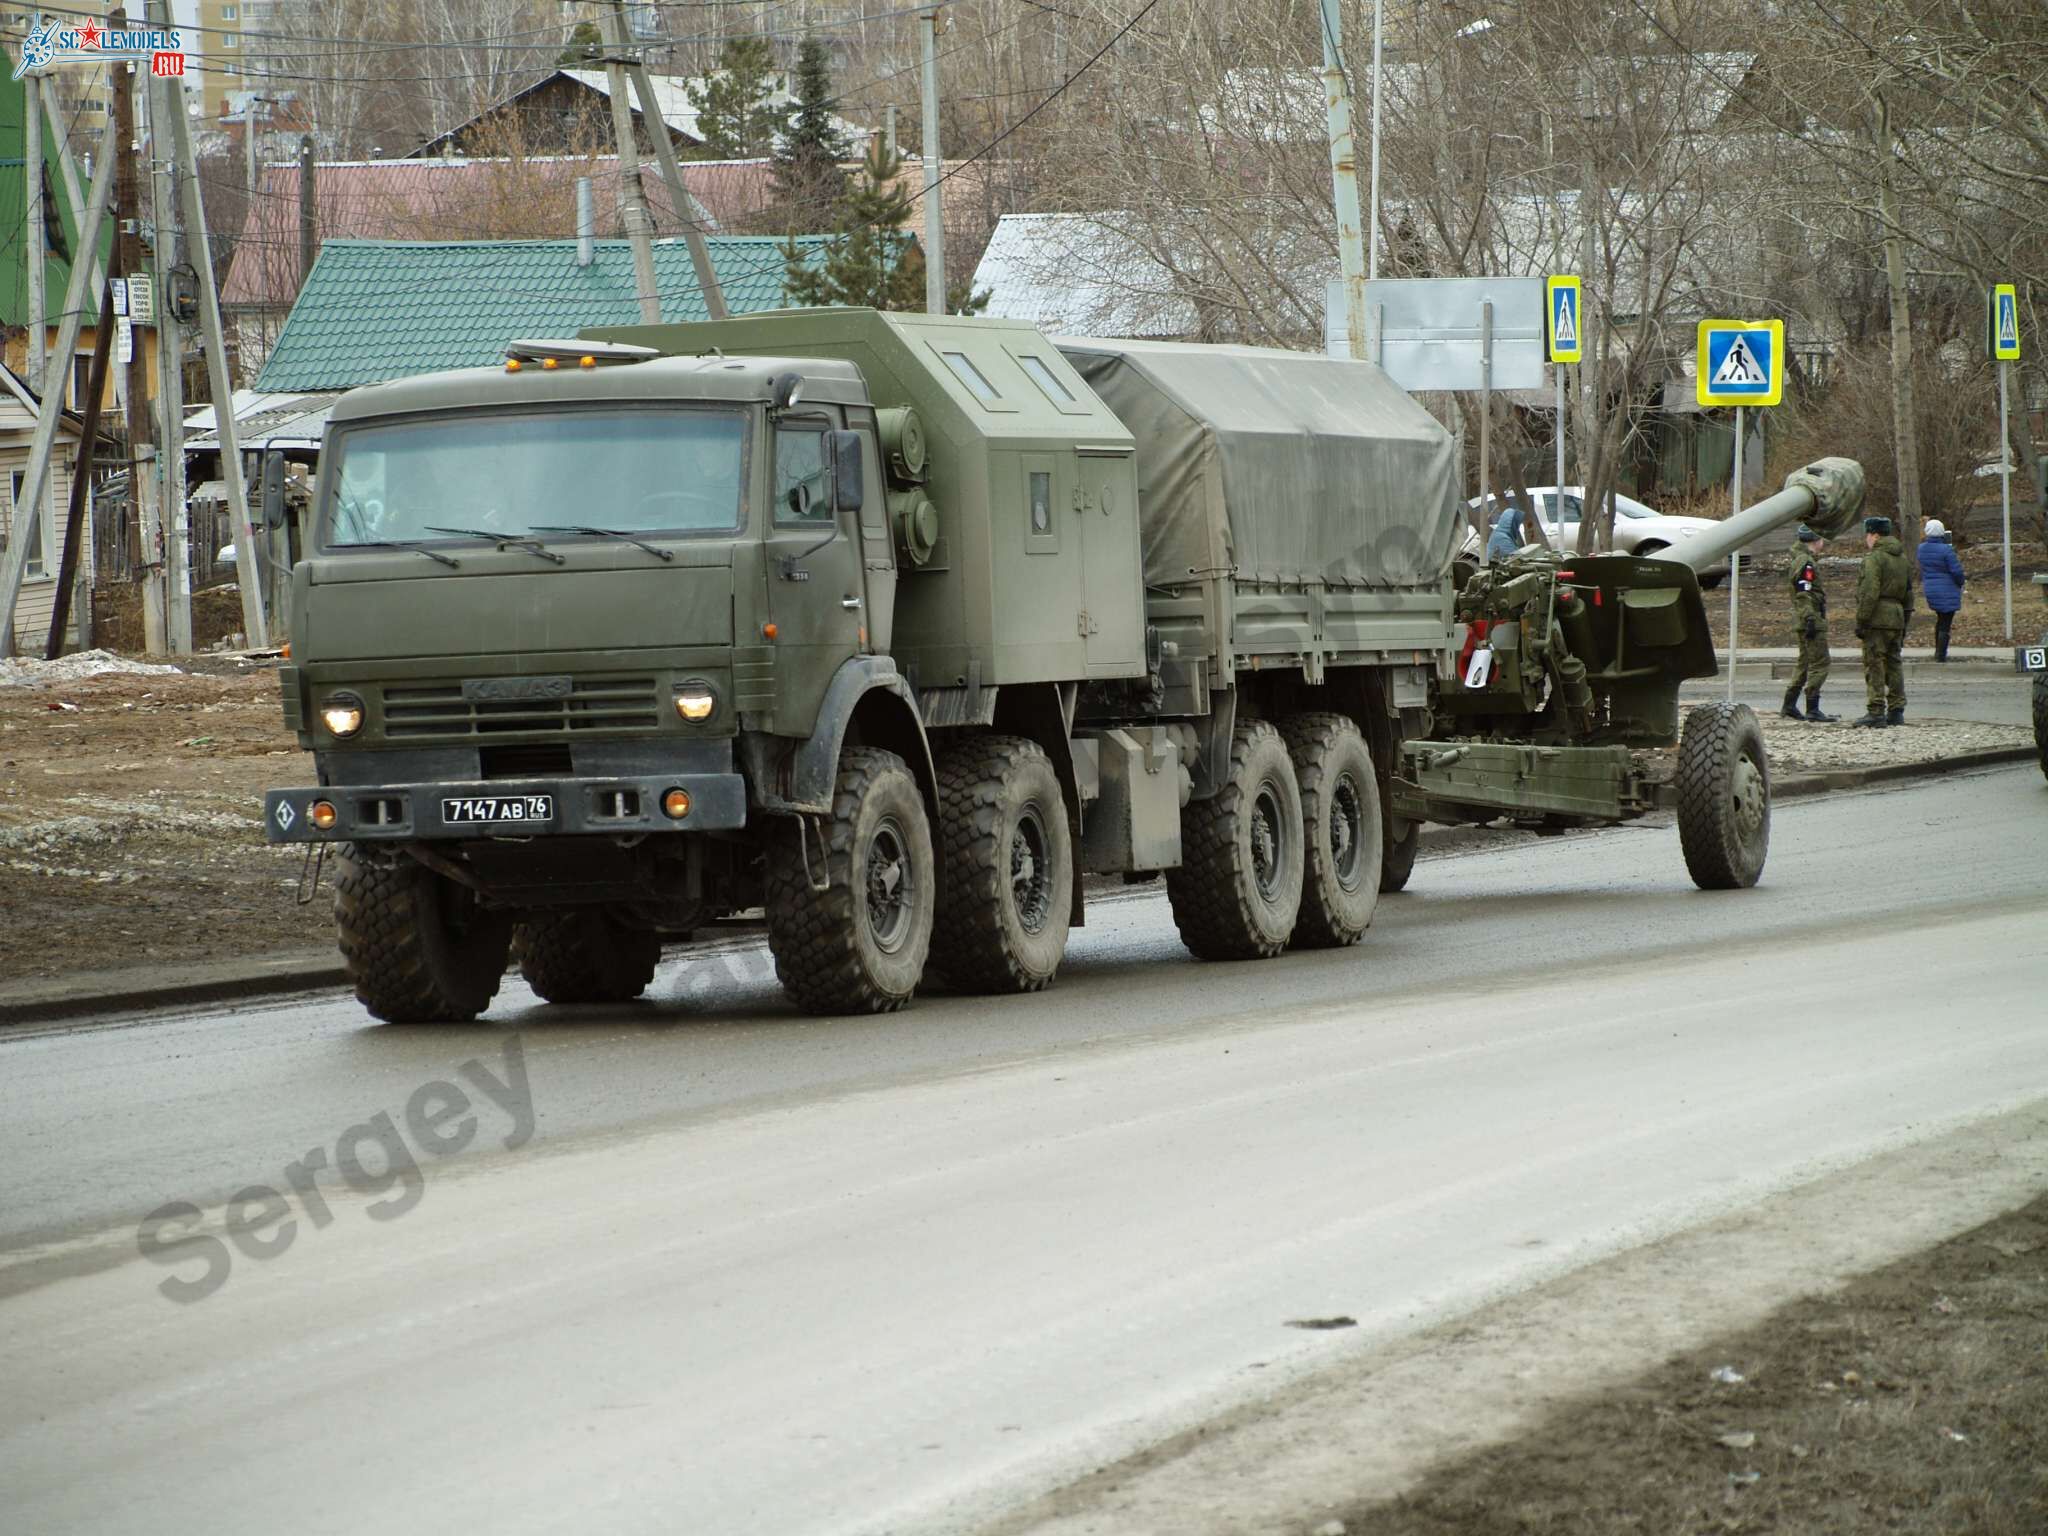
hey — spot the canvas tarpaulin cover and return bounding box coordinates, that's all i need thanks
[1056,338,1461,592]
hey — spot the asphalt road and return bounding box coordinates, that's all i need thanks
[3,765,2044,1534]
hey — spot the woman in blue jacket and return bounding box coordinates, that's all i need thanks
[1916,518,1965,662]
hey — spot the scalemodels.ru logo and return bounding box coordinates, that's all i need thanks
[10,12,190,80]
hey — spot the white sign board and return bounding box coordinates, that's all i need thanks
[1326,276,1547,391]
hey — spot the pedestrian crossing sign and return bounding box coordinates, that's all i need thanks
[1546,275,1582,364]
[1696,319,1784,407]
[1990,283,2021,362]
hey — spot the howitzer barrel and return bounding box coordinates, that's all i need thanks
[1660,457,1866,573]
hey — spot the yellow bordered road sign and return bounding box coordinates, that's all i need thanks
[1696,319,1784,407]
[1546,276,1582,364]
[1991,284,2021,362]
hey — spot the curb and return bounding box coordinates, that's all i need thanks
[5,747,2038,1028]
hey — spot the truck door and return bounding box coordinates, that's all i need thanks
[845,406,896,657]
[764,415,866,730]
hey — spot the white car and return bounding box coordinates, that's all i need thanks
[1464,486,1728,586]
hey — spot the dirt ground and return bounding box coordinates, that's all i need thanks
[1331,1193,2048,1536]
[1705,534,2047,651]
[0,661,328,985]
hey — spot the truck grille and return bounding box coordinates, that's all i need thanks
[382,676,662,739]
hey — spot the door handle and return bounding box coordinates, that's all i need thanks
[841,596,863,610]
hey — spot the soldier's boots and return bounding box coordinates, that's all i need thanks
[1886,705,1905,726]
[1804,691,1838,723]
[1851,711,1889,728]
[1781,685,1805,720]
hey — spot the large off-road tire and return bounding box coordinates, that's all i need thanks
[2032,674,2048,784]
[1676,701,1770,890]
[515,909,662,1005]
[1281,713,1382,948]
[1167,719,1305,960]
[1380,816,1420,892]
[334,848,512,1023]
[764,747,935,1014]
[931,734,1073,993]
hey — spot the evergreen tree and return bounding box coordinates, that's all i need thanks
[688,35,781,160]
[557,20,600,66]
[768,36,849,230]
[781,141,991,315]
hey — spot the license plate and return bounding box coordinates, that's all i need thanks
[441,794,555,826]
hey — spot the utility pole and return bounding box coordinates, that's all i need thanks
[920,9,947,315]
[297,134,318,297]
[597,5,661,323]
[1870,94,1922,546]
[164,47,269,648]
[0,142,114,657]
[148,15,192,654]
[25,74,47,398]
[606,0,727,319]
[1317,0,1367,362]
[244,97,260,200]
[112,22,168,652]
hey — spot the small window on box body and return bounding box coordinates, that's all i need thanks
[940,350,1000,403]
[1017,354,1076,404]
[1029,471,1052,534]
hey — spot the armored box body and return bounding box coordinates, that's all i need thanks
[1054,339,1463,712]
[587,309,1147,694]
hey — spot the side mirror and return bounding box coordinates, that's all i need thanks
[830,430,864,514]
[260,450,287,529]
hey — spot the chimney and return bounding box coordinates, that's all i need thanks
[576,177,595,268]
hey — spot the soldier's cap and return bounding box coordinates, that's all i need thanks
[1864,515,1893,535]
[1795,523,1820,542]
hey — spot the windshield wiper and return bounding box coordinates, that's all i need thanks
[349,539,461,569]
[424,526,567,565]
[531,524,675,562]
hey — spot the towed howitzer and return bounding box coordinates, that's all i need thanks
[1392,458,1866,890]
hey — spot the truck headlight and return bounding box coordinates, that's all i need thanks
[674,683,716,722]
[320,692,366,738]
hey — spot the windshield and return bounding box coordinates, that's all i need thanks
[323,408,747,547]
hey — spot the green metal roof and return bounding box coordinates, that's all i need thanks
[1,71,114,330]
[255,236,831,392]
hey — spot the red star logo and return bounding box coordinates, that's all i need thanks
[77,21,103,48]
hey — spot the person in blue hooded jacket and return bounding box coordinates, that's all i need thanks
[1916,518,1965,662]
[1486,497,1534,561]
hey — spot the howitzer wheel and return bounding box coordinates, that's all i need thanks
[515,909,662,1005]
[1167,719,1305,960]
[930,735,1072,993]
[1676,701,1771,890]
[1281,713,1382,947]
[334,848,512,1023]
[764,747,935,1014]
[2032,674,2048,783]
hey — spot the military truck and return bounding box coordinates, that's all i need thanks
[265,311,1462,1021]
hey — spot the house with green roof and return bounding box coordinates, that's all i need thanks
[254,236,834,393]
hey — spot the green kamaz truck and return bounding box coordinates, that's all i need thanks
[263,310,1463,1020]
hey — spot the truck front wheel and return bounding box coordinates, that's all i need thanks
[515,910,662,1005]
[1282,713,1382,948]
[334,849,512,1023]
[765,747,935,1014]
[932,735,1072,992]
[1167,719,1305,960]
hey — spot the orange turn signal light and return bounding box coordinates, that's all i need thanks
[662,788,692,820]
[762,622,778,640]
[309,799,338,830]
[542,357,559,370]
[580,355,597,369]
[505,358,523,372]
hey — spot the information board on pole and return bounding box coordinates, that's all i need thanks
[1324,276,1546,391]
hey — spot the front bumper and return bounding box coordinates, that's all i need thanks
[263,772,748,843]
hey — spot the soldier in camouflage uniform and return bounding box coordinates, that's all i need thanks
[1852,515,1913,727]
[1781,524,1837,722]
